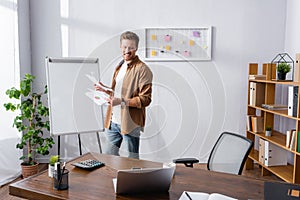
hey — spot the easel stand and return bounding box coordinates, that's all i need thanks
[57,132,102,158]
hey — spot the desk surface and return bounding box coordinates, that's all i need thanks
[10,152,265,200]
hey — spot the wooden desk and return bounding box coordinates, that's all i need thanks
[10,152,265,200]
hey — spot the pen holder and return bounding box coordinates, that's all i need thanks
[53,169,69,190]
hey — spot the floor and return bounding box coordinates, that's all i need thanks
[0,163,282,200]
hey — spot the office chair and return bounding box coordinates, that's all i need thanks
[264,181,300,200]
[173,132,253,175]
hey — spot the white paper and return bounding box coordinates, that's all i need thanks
[179,191,237,200]
[86,73,113,92]
[112,178,117,193]
[85,89,109,106]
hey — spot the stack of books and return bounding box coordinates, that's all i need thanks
[261,104,288,110]
[249,74,266,80]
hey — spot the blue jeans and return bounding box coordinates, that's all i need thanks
[105,122,141,159]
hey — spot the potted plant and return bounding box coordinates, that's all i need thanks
[4,74,55,178]
[265,126,272,137]
[48,155,59,177]
[277,62,291,80]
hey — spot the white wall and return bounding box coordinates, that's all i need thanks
[285,0,300,55]
[28,0,287,163]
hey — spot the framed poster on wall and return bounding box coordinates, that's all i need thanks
[145,27,212,61]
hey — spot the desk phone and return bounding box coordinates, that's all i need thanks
[72,159,105,170]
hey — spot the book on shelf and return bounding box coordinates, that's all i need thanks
[246,115,255,131]
[264,140,287,167]
[248,74,266,80]
[251,116,264,133]
[261,104,288,110]
[289,130,296,151]
[286,130,292,148]
[288,86,298,117]
[249,82,265,107]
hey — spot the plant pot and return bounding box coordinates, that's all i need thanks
[21,162,39,178]
[48,164,55,178]
[277,72,286,80]
[265,130,272,137]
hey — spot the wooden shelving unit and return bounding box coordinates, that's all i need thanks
[245,63,300,184]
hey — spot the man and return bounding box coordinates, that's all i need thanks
[95,31,153,159]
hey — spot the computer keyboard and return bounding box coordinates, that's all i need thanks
[72,159,105,170]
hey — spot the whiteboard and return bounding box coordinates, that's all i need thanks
[45,57,104,136]
[145,27,212,61]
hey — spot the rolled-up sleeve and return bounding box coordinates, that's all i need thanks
[130,66,153,108]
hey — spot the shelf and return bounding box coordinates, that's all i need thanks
[248,150,294,183]
[248,131,287,150]
[249,79,300,85]
[248,105,298,120]
[247,63,300,184]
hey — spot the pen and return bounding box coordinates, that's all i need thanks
[58,162,66,189]
[185,191,192,200]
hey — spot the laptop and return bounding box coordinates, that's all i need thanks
[113,164,176,195]
[264,181,300,200]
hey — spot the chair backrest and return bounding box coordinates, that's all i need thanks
[264,181,300,200]
[207,132,253,175]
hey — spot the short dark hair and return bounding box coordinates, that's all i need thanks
[120,31,139,48]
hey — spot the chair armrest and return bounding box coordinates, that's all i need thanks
[173,158,199,168]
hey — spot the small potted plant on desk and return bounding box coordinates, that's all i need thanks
[4,74,55,178]
[277,62,291,80]
[265,126,272,137]
[48,155,59,177]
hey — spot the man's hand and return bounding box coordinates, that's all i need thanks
[106,97,122,106]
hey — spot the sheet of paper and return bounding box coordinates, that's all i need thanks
[85,73,113,92]
[179,191,237,200]
[85,89,109,106]
[112,178,117,193]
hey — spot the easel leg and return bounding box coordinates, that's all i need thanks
[58,135,60,157]
[78,134,82,155]
[96,132,102,153]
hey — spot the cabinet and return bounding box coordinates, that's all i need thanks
[245,63,300,184]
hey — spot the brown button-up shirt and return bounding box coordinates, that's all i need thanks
[104,56,153,134]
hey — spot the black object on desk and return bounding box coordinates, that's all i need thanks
[72,159,105,170]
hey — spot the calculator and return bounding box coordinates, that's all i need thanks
[72,159,105,170]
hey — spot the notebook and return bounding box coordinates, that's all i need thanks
[113,163,176,194]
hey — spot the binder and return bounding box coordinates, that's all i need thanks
[264,141,287,167]
[249,82,254,106]
[249,82,265,107]
[258,138,265,164]
[288,86,298,117]
[294,53,300,82]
